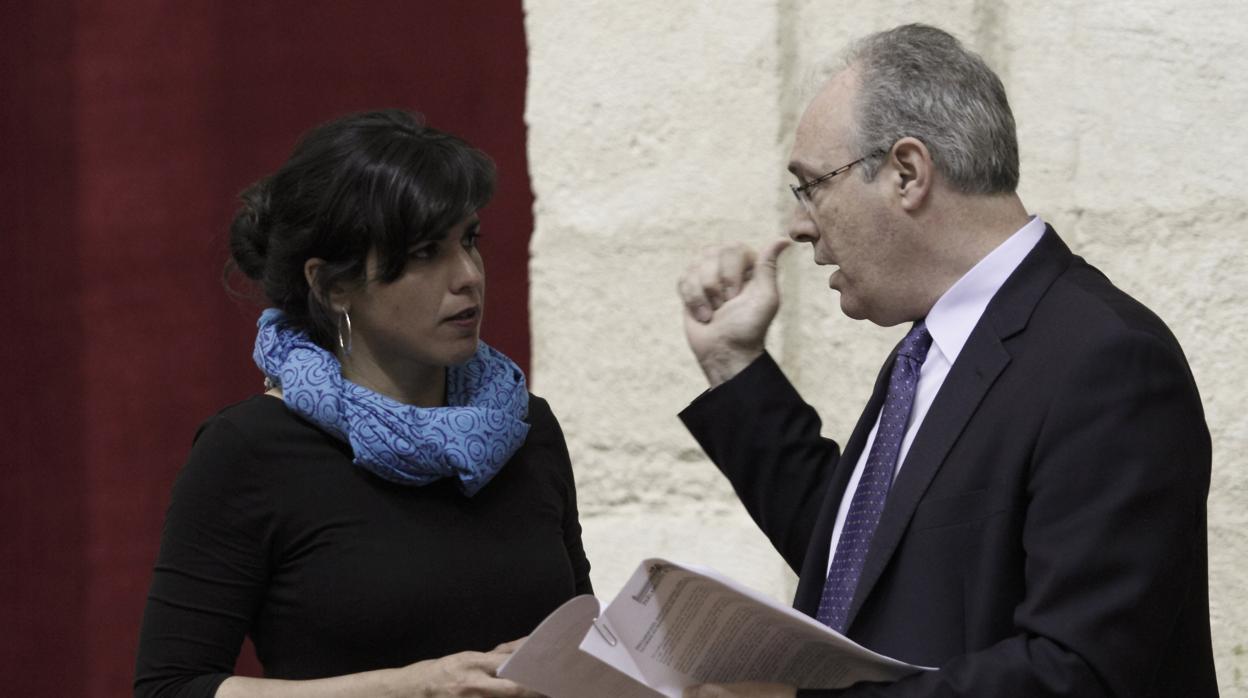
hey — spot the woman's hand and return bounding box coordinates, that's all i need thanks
[393,638,543,697]
[215,638,543,698]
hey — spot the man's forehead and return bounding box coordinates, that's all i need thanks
[789,70,857,174]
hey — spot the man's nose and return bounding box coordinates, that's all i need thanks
[787,203,819,244]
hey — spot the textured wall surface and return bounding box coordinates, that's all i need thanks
[524,1,1248,694]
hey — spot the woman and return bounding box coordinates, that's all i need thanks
[135,110,591,697]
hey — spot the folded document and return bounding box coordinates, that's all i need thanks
[499,558,930,697]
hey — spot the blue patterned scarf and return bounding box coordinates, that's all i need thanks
[253,308,530,496]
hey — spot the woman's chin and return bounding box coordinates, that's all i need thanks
[446,338,481,366]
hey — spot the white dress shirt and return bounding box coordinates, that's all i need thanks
[826,216,1047,574]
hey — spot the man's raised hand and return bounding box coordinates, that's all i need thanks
[678,238,791,387]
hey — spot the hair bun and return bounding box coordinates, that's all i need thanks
[229,179,274,281]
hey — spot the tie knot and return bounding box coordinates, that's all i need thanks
[897,322,932,363]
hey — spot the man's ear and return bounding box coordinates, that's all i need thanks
[304,258,350,312]
[888,137,933,212]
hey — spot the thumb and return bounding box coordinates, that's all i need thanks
[750,237,792,293]
[492,637,526,653]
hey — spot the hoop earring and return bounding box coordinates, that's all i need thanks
[337,308,353,357]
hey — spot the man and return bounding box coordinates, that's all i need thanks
[677,24,1217,697]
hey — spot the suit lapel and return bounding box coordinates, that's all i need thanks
[793,348,896,615]
[842,226,1074,630]
[844,326,1011,627]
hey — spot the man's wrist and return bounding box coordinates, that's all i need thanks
[699,347,765,388]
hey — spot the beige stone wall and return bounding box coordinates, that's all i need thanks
[524,1,1248,694]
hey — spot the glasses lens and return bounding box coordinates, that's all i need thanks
[793,189,815,217]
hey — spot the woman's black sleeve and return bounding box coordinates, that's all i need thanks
[134,417,269,698]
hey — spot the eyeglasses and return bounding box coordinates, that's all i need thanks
[789,149,886,209]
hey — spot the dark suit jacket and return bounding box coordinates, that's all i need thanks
[680,228,1217,697]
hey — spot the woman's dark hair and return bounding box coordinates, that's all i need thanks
[228,109,496,349]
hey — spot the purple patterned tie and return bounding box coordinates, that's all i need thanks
[816,322,932,632]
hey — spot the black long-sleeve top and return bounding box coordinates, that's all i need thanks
[135,394,592,698]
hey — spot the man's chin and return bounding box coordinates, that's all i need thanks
[837,293,870,322]
[839,295,901,327]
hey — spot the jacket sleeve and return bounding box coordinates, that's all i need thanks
[679,353,846,574]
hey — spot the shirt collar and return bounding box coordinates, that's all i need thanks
[925,216,1046,365]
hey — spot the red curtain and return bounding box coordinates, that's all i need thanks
[0,3,533,695]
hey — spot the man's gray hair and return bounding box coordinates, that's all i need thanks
[845,24,1019,195]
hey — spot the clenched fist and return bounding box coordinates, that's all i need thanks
[677,238,792,387]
